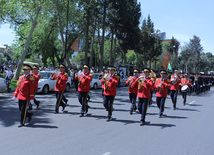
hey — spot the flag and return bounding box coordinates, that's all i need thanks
[168,63,173,71]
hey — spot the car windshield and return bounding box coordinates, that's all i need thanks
[93,74,99,79]
[39,72,51,79]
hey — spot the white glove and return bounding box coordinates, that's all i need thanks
[30,100,34,105]
[13,96,17,101]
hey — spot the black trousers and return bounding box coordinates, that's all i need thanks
[129,93,137,111]
[55,91,65,113]
[78,92,89,114]
[156,97,166,116]
[170,90,178,109]
[74,80,78,91]
[138,98,149,122]
[182,91,187,105]
[103,95,115,117]
[18,100,31,125]
[148,91,153,105]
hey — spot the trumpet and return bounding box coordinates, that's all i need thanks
[159,78,164,93]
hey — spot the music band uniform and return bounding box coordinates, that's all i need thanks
[75,64,92,117]
[155,70,170,117]
[13,64,35,127]
[52,64,68,113]
[32,65,41,108]
[125,69,139,114]
[101,66,118,121]
[181,74,191,105]
[137,68,153,125]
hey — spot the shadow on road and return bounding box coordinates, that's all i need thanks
[145,122,176,129]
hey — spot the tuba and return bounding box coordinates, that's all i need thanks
[171,74,178,84]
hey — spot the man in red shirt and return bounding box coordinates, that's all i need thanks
[180,73,191,105]
[75,64,92,117]
[170,69,181,110]
[101,65,118,121]
[125,69,139,115]
[13,64,35,127]
[137,68,153,125]
[52,64,69,113]
[31,65,41,108]
[155,70,170,117]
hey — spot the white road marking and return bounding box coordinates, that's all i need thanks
[188,101,195,105]
[103,152,111,155]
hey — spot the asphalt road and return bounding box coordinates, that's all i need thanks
[0,87,214,155]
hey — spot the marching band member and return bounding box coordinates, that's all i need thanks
[101,65,118,121]
[155,70,170,117]
[149,69,156,106]
[170,69,181,110]
[31,65,41,108]
[125,69,139,115]
[13,64,35,127]
[137,68,153,126]
[52,64,69,114]
[75,64,92,117]
[180,73,191,105]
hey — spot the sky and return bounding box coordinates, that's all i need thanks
[0,0,214,54]
[138,0,214,54]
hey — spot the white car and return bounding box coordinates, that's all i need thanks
[0,78,6,92]
[90,73,102,89]
[37,71,71,94]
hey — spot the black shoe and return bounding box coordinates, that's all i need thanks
[36,101,40,108]
[62,105,66,111]
[65,99,68,105]
[159,114,163,118]
[28,113,33,122]
[18,124,24,127]
[79,113,84,117]
[54,111,59,114]
[107,116,111,121]
[130,110,133,115]
[173,107,176,110]
[140,121,145,126]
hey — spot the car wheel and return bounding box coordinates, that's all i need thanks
[93,83,98,89]
[42,85,49,94]
[65,83,70,92]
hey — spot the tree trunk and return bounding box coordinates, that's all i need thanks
[14,2,43,80]
[113,34,117,65]
[109,31,114,65]
[85,6,90,64]
[89,9,97,67]
[99,0,106,71]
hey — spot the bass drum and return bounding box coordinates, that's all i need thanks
[181,85,188,92]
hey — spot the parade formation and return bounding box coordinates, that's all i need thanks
[12,64,214,127]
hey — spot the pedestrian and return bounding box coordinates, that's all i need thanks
[125,69,139,115]
[13,64,35,127]
[137,68,153,126]
[52,64,69,113]
[170,69,181,110]
[155,70,170,118]
[101,65,118,121]
[75,64,92,117]
[4,66,12,93]
[73,68,79,92]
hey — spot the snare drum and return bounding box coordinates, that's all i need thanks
[181,85,188,92]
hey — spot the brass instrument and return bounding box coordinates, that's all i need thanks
[159,78,164,93]
[138,75,145,90]
[171,74,178,84]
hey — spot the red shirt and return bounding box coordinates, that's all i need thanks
[137,77,153,98]
[181,78,192,86]
[14,74,35,100]
[125,76,139,94]
[32,73,41,91]
[101,74,118,96]
[52,72,68,91]
[75,72,92,92]
[155,78,170,97]
[170,75,181,90]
